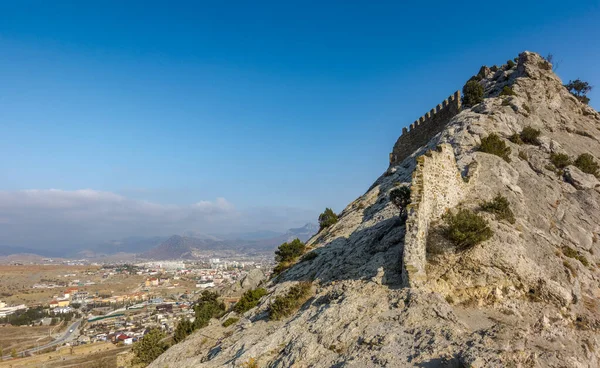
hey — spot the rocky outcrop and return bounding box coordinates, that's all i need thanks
[150,52,600,368]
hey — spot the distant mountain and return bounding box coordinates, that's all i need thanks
[78,236,168,258]
[284,223,319,241]
[141,224,318,260]
[0,245,65,258]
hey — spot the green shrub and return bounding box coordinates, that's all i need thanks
[564,79,592,105]
[480,195,515,224]
[550,153,572,169]
[222,317,239,327]
[509,133,523,145]
[562,246,590,267]
[234,287,268,314]
[501,99,511,106]
[479,133,511,162]
[390,186,411,221]
[518,151,528,161]
[132,328,168,365]
[506,59,516,69]
[462,80,484,107]
[318,208,338,231]
[574,153,599,176]
[173,318,194,343]
[520,126,541,145]
[193,291,225,329]
[275,239,306,263]
[443,209,493,249]
[273,238,306,275]
[499,86,516,96]
[269,282,312,320]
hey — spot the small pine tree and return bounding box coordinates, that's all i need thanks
[574,153,599,176]
[318,208,338,231]
[173,318,194,343]
[390,186,411,221]
[132,328,168,365]
[462,80,484,107]
[274,239,305,263]
[564,79,592,104]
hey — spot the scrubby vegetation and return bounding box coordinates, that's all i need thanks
[499,85,516,96]
[443,209,493,249]
[481,195,516,224]
[506,59,516,69]
[574,153,599,176]
[479,133,511,162]
[269,282,312,321]
[194,291,226,329]
[550,153,572,169]
[132,328,169,365]
[222,317,239,327]
[273,238,306,274]
[172,290,226,344]
[509,133,523,145]
[462,80,484,107]
[173,318,194,343]
[0,306,48,326]
[519,126,541,145]
[390,186,411,221]
[562,246,590,267]
[234,287,268,314]
[564,79,592,105]
[318,208,338,231]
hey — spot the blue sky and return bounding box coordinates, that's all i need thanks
[0,1,599,248]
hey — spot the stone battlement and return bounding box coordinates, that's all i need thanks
[389,91,461,166]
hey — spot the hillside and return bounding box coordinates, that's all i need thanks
[149,52,600,367]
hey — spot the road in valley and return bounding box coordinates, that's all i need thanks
[1,320,82,360]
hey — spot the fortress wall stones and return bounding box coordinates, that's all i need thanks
[401,144,466,287]
[389,91,461,166]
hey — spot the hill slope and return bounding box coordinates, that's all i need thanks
[150,52,600,368]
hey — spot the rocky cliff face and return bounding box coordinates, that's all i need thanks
[150,52,600,368]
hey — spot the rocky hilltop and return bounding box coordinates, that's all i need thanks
[150,52,600,367]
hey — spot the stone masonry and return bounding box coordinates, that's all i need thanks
[401,144,466,287]
[389,91,461,166]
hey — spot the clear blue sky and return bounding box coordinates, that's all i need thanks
[0,1,599,247]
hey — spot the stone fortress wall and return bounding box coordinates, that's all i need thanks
[389,91,461,166]
[401,144,466,287]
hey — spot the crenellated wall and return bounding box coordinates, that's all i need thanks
[389,91,461,166]
[401,144,466,287]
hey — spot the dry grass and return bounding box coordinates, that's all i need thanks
[0,342,128,368]
[0,325,54,352]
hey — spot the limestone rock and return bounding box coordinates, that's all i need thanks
[564,165,600,190]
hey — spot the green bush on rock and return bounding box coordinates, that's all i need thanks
[479,133,511,162]
[443,209,493,250]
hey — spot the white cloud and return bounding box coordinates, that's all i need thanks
[0,189,238,249]
[0,189,315,250]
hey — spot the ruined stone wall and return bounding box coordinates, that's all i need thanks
[402,144,466,287]
[390,91,461,166]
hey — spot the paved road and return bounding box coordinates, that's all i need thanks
[1,320,82,360]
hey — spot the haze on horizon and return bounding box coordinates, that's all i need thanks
[1,1,599,251]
